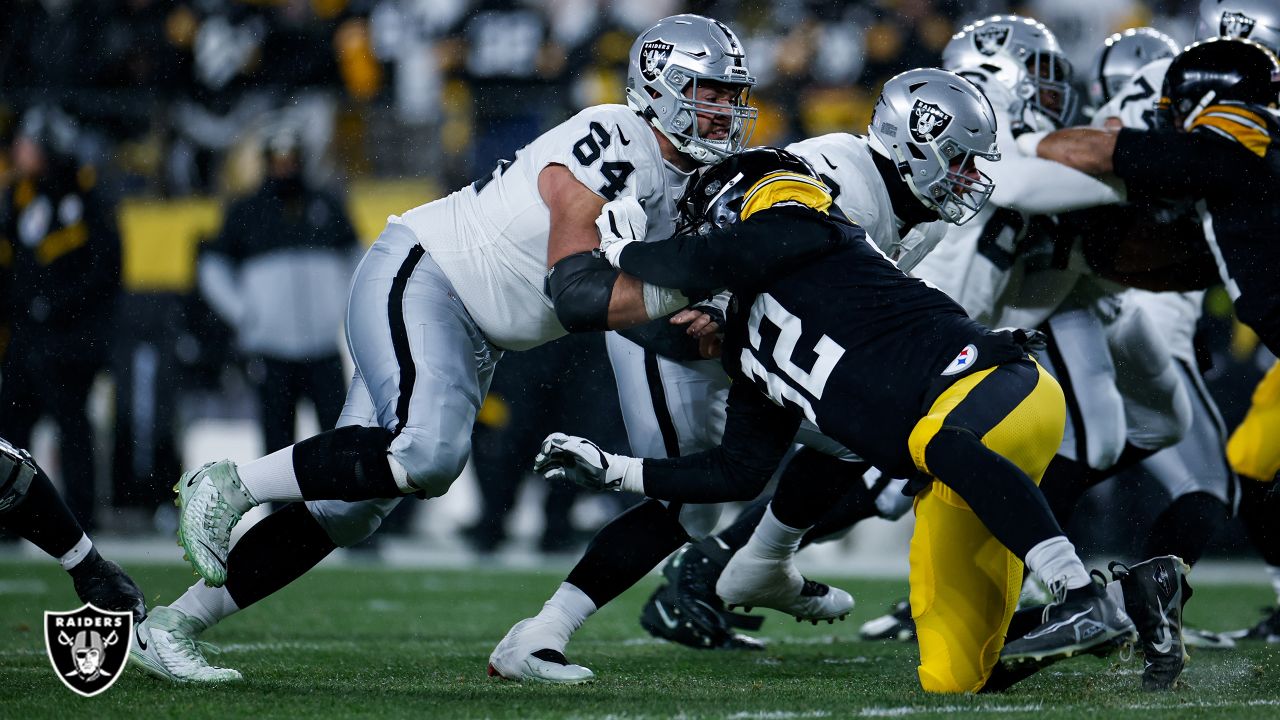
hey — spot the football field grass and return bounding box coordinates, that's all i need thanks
[1,560,1278,718]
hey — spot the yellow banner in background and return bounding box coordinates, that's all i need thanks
[118,179,440,293]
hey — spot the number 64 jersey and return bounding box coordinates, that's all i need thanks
[396,104,690,350]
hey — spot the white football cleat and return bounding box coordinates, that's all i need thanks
[129,606,243,683]
[717,552,854,623]
[488,618,594,684]
[176,460,256,587]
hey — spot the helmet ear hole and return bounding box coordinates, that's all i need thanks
[907,143,928,161]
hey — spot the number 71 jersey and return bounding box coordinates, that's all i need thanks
[397,104,688,350]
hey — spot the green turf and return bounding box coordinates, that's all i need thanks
[1,560,1278,718]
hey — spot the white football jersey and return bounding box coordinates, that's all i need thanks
[1092,57,1206,363]
[395,105,690,350]
[914,67,1126,327]
[786,133,947,270]
[1092,58,1172,131]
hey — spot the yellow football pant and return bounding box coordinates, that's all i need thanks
[1227,360,1280,482]
[905,360,1066,693]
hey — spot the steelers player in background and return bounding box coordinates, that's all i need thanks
[0,106,121,533]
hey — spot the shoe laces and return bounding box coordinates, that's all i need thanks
[800,579,829,597]
[1042,578,1068,623]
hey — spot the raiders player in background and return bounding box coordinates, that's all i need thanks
[131,14,757,683]
[0,437,145,622]
[539,138,1144,694]
[1028,9,1280,644]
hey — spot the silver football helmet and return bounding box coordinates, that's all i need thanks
[943,15,1077,129]
[1088,28,1181,108]
[1198,0,1280,53]
[626,14,757,165]
[868,68,1001,226]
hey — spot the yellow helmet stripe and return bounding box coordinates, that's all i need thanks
[740,171,833,221]
[1190,111,1271,157]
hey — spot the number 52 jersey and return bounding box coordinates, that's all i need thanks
[396,104,690,350]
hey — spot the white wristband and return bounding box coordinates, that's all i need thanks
[1016,130,1050,158]
[643,283,689,319]
[617,456,645,495]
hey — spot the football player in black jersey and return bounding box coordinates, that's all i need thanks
[536,146,1140,693]
[0,437,145,622]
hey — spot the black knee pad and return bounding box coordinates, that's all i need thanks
[292,426,401,500]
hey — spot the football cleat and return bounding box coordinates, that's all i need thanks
[716,550,854,622]
[1000,578,1137,672]
[129,606,242,683]
[71,554,147,623]
[1224,605,1280,643]
[858,598,916,642]
[488,618,594,684]
[640,582,765,651]
[176,460,256,587]
[1110,556,1192,690]
[1182,627,1236,650]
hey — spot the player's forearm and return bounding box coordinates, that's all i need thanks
[641,449,777,503]
[1032,127,1119,176]
[607,274,661,329]
[989,155,1125,213]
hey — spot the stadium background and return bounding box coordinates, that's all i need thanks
[0,0,1274,571]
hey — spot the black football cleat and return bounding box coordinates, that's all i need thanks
[1110,556,1192,690]
[858,598,916,642]
[71,553,146,623]
[640,541,765,650]
[1000,578,1136,673]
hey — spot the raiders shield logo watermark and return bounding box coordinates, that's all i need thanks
[974,25,1011,56]
[640,39,674,82]
[1221,11,1258,38]
[910,100,953,143]
[44,604,132,697]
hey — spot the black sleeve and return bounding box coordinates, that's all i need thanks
[640,380,801,504]
[617,206,852,295]
[1112,128,1265,199]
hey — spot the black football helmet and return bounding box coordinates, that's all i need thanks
[1160,36,1280,128]
[676,147,829,234]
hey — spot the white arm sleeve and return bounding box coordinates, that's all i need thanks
[987,153,1126,214]
[198,252,247,328]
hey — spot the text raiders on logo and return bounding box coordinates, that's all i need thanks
[44,603,132,697]
[974,25,1011,56]
[1221,11,1258,38]
[640,39,675,82]
[910,100,954,143]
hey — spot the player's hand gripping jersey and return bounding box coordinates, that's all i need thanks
[396,105,690,350]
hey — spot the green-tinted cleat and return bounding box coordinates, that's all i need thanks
[130,606,243,683]
[175,460,256,587]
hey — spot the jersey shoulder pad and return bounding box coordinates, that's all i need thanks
[539,105,658,201]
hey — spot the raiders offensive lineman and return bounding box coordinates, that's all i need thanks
[131,14,756,683]
[539,134,1139,693]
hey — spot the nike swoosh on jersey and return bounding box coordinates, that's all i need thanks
[617,126,631,146]
[821,153,837,170]
[654,601,681,630]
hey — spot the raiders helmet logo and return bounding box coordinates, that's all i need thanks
[44,604,132,697]
[910,100,953,143]
[640,39,675,82]
[974,25,1011,56]
[1221,11,1258,38]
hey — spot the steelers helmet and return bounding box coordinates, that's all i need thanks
[626,15,758,165]
[677,147,830,234]
[1161,36,1280,128]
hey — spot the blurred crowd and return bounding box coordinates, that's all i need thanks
[0,0,1270,555]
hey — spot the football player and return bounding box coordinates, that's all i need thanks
[0,437,145,622]
[131,14,757,683]
[539,132,1139,693]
